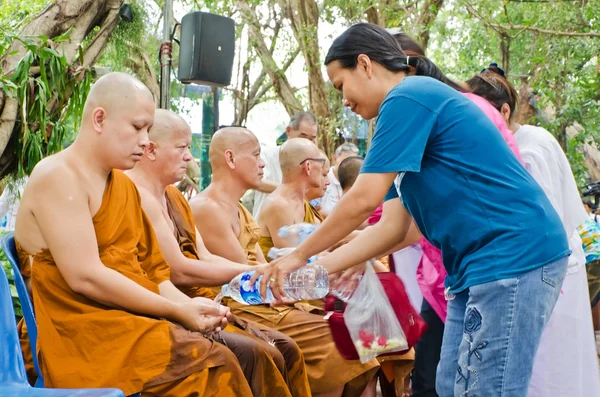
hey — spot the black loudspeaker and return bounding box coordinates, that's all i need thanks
[178,12,235,87]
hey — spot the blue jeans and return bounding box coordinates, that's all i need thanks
[436,257,568,397]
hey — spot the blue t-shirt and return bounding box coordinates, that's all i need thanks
[362,76,569,293]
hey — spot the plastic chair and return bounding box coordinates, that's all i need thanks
[1,233,43,387]
[0,232,125,396]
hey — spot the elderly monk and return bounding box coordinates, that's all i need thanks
[14,73,251,396]
[305,151,331,221]
[126,109,310,397]
[258,140,327,260]
[189,127,379,397]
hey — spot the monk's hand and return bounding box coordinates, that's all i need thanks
[176,300,229,334]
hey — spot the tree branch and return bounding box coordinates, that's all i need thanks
[487,22,600,37]
[465,2,600,38]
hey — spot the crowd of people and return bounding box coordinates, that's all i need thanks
[6,22,600,397]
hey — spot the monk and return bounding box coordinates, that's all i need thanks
[189,127,379,397]
[305,151,331,223]
[14,72,251,396]
[257,139,326,260]
[126,108,311,397]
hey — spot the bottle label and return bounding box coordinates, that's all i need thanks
[239,273,264,305]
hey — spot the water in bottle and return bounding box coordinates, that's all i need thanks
[222,264,330,305]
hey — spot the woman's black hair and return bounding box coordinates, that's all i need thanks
[466,66,519,120]
[325,23,466,92]
[391,32,425,56]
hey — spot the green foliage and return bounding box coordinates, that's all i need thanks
[98,0,157,76]
[1,32,92,176]
[428,0,600,187]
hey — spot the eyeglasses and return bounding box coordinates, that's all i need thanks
[299,158,326,166]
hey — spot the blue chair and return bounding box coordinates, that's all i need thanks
[0,232,125,396]
[1,233,43,387]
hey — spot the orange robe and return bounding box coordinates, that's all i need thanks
[15,170,251,396]
[164,185,310,397]
[233,203,379,395]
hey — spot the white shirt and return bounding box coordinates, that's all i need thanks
[514,125,588,273]
[0,177,28,231]
[321,168,342,214]
[252,146,282,219]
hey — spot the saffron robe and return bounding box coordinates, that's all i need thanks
[234,203,379,395]
[164,185,311,397]
[16,170,250,396]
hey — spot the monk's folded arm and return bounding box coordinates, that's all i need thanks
[315,195,412,275]
[140,191,251,287]
[158,280,193,302]
[33,174,181,321]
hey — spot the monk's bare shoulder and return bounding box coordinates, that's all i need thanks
[189,192,223,217]
[16,152,86,252]
[27,152,79,190]
[189,192,234,233]
[261,192,290,217]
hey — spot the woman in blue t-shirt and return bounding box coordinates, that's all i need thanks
[257,23,570,396]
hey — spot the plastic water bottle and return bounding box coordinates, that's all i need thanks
[221,264,330,305]
[278,223,318,246]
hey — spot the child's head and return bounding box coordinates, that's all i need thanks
[338,156,364,194]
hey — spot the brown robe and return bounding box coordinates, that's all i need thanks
[164,185,310,397]
[234,203,379,395]
[15,170,251,396]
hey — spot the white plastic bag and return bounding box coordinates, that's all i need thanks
[343,262,408,363]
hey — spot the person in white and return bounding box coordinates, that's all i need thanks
[251,111,319,219]
[469,69,600,397]
[0,176,28,231]
[320,142,359,216]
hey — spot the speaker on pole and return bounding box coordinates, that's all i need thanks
[178,12,235,87]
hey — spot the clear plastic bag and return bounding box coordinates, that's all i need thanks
[343,262,408,363]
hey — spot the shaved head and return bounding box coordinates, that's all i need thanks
[338,156,364,192]
[279,138,321,174]
[149,109,191,143]
[83,72,153,122]
[77,72,155,171]
[208,126,264,189]
[209,127,259,168]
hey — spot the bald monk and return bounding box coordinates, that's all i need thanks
[14,73,251,396]
[189,127,379,397]
[126,109,310,397]
[305,151,330,222]
[257,139,327,260]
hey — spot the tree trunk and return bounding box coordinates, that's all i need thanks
[236,1,303,117]
[126,44,160,106]
[415,0,444,50]
[285,0,337,155]
[0,0,125,175]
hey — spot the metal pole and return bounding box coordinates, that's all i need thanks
[159,0,173,109]
[212,86,219,132]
